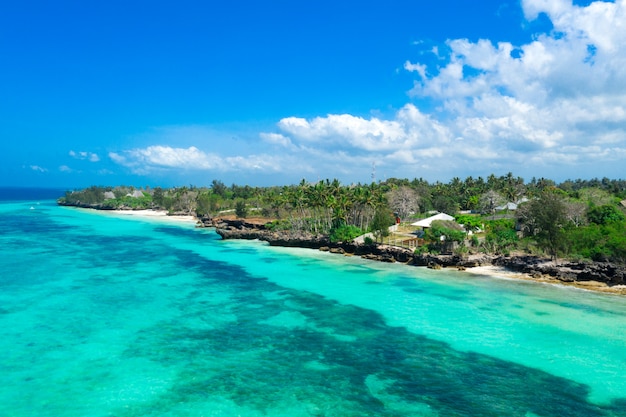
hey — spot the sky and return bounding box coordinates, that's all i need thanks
[2,0,625,188]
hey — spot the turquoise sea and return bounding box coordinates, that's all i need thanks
[2,192,626,416]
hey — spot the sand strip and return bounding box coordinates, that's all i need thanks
[463,265,626,295]
[103,209,198,225]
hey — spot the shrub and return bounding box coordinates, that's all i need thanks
[455,214,483,231]
[454,245,469,256]
[330,224,364,243]
[266,219,292,231]
[587,204,626,225]
[425,221,466,243]
[565,221,626,264]
[482,219,518,254]
[370,207,395,242]
[235,201,248,218]
[414,245,429,255]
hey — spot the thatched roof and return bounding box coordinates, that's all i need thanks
[126,190,145,198]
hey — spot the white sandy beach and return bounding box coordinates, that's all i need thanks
[464,265,527,280]
[464,264,626,294]
[105,209,198,225]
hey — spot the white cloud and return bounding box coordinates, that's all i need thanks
[108,1,626,184]
[276,104,451,153]
[223,154,285,172]
[69,150,100,162]
[29,165,47,172]
[109,145,310,177]
[59,165,73,173]
[247,0,626,182]
[260,132,293,147]
[401,0,626,178]
[109,146,223,173]
[403,60,427,79]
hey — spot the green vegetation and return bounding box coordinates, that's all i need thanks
[235,200,248,218]
[425,221,466,243]
[482,219,518,256]
[370,207,395,243]
[454,214,483,231]
[424,220,466,254]
[57,173,626,264]
[329,225,365,243]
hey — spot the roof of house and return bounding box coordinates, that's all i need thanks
[496,202,518,211]
[496,197,528,211]
[411,212,455,228]
[126,190,145,198]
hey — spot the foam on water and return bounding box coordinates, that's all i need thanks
[2,199,626,416]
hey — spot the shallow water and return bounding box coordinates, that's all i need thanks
[2,197,626,416]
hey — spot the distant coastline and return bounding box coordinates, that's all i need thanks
[54,181,626,296]
[52,203,626,295]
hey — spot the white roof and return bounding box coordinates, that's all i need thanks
[496,202,518,211]
[411,213,455,228]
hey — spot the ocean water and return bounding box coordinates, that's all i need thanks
[2,194,626,416]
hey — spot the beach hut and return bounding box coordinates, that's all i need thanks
[126,190,145,198]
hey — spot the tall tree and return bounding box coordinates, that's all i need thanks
[370,207,395,243]
[211,180,228,198]
[387,186,420,219]
[518,190,569,260]
[479,190,506,216]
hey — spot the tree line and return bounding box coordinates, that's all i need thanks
[58,173,626,263]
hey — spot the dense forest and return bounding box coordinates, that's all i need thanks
[58,173,626,264]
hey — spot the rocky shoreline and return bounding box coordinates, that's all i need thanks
[212,218,626,295]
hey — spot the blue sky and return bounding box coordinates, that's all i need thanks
[2,0,624,188]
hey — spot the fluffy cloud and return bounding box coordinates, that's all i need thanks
[277,104,451,153]
[29,165,47,172]
[109,145,303,176]
[258,0,626,181]
[69,150,100,162]
[108,1,626,183]
[109,146,223,173]
[410,0,626,151]
[260,132,293,147]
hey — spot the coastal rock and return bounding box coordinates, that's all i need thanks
[379,254,396,263]
[214,219,626,288]
[215,220,330,249]
[196,215,213,227]
[493,256,626,286]
[411,254,490,268]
